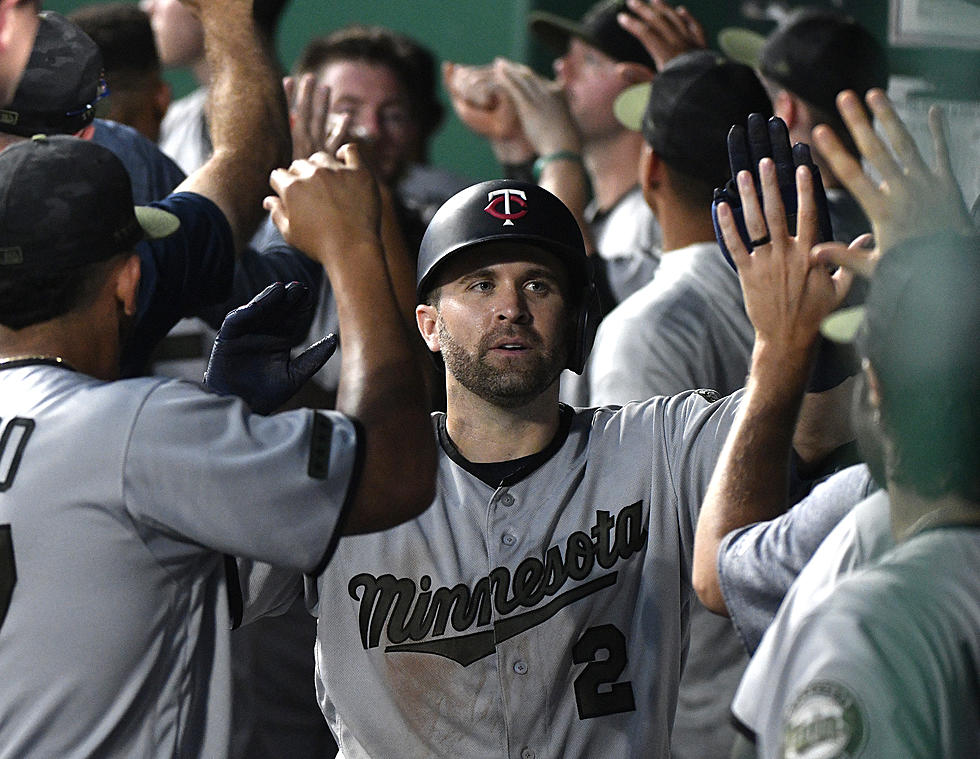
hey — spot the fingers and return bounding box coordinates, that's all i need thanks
[716,202,751,269]
[292,334,339,380]
[793,164,817,249]
[746,112,771,170]
[619,0,705,69]
[736,166,769,243]
[811,240,878,279]
[812,122,884,222]
[727,124,750,179]
[866,88,928,178]
[928,105,953,178]
[768,117,795,189]
[757,158,790,243]
[837,89,905,190]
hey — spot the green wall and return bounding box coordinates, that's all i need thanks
[42,0,980,183]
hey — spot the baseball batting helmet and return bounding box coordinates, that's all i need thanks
[416,179,599,374]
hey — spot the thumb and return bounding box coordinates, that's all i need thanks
[290,334,339,383]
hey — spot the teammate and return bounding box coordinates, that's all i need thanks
[230,151,850,755]
[0,0,39,104]
[0,133,434,758]
[0,11,185,207]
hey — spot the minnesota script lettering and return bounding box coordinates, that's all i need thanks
[347,501,647,666]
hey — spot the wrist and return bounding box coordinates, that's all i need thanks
[532,150,583,181]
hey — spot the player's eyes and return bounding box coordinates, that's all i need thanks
[468,281,494,292]
[525,280,552,294]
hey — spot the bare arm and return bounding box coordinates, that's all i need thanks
[173,0,290,252]
[693,160,849,613]
[265,145,436,533]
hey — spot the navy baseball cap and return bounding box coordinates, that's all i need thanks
[720,8,888,115]
[0,11,108,138]
[614,50,772,187]
[0,135,179,272]
[529,0,656,70]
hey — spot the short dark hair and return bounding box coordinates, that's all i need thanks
[68,3,159,79]
[0,255,123,329]
[295,25,445,150]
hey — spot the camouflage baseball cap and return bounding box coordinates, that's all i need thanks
[0,11,107,138]
[0,135,179,271]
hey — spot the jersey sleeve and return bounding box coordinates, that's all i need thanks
[123,380,360,574]
[122,192,235,377]
[589,289,706,405]
[758,605,938,759]
[717,464,876,654]
[658,389,743,550]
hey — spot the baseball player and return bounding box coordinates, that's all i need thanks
[234,158,848,757]
[0,135,434,758]
[742,231,980,759]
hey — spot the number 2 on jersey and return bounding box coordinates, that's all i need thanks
[0,417,35,633]
[573,624,636,719]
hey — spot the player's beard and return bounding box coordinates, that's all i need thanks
[437,313,568,409]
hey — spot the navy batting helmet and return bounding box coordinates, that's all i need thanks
[416,179,599,374]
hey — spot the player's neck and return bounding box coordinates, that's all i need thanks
[0,315,120,381]
[889,485,980,542]
[585,130,645,213]
[444,380,562,463]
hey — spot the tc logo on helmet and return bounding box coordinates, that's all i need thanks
[484,189,528,226]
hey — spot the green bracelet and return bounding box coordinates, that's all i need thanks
[532,150,583,181]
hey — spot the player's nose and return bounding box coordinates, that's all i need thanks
[493,286,531,323]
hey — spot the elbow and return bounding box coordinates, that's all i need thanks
[692,549,731,617]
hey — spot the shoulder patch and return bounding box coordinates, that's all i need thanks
[782,679,866,759]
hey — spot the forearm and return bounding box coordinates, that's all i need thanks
[319,238,437,533]
[181,2,290,249]
[693,339,814,612]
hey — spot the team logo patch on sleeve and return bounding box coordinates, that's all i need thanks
[782,680,866,759]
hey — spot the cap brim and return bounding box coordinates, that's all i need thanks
[528,12,585,54]
[613,81,651,132]
[135,205,180,240]
[820,305,865,343]
[718,27,766,68]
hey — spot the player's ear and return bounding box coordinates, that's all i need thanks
[114,252,142,318]
[415,303,441,354]
[639,143,662,200]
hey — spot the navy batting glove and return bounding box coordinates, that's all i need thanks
[712,113,834,269]
[204,282,337,414]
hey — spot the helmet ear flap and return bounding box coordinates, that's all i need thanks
[567,281,601,374]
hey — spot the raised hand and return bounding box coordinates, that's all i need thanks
[617,0,705,71]
[443,60,535,164]
[713,113,833,269]
[205,282,337,413]
[264,144,382,268]
[716,158,850,353]
[811,88,973,278]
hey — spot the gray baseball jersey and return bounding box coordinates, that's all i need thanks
[747,510,980,757]
[731,490,894,740]
[292,390,740,759]
[0,362,358,758]
[589,241,753,405]
[587,240,754,759]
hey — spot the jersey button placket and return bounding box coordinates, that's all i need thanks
[520,749,536,759]
[513,660,528,675]
[501,532,517,547]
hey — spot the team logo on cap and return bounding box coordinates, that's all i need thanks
[782,680,866,759]
[484,188,527,226]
